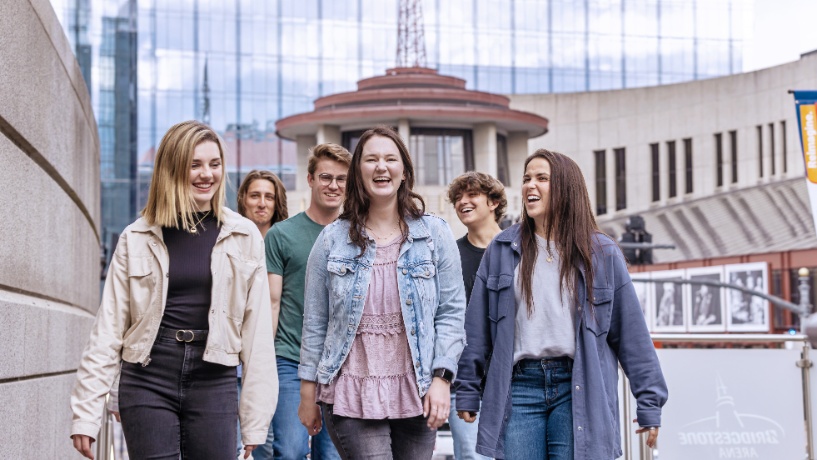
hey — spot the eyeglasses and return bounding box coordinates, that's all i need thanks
[317,173,347,187]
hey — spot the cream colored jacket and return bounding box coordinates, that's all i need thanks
[70,207,278,445]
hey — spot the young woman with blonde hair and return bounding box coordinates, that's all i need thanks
[70,120,277,460]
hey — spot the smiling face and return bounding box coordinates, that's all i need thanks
[307,158,348,213]
[189,141,223,211]
[360,135,405,205]
[242,178,276,230]
[454,188,498,229]
[522,157,551,228]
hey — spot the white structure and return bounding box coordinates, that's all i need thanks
[511,52,817,263]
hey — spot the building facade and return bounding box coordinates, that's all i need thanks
[49,0,753,253]
[511,52,817,331]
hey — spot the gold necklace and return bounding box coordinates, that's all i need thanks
[189,211,209,233]
[365,221,400,242]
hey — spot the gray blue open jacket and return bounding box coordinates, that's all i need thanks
[454,224,668,460]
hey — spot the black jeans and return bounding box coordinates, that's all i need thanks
[119,328,237,460]
[321,403,436,460]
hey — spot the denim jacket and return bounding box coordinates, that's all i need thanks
[298,214,466,397]
[455,224,668,460]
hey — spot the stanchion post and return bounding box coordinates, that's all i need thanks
[621,369,633,460]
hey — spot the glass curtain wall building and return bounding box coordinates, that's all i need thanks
[50,0,752,256]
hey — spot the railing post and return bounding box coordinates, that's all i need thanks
[96,396,113,460]
[622,369,633,460]
[802,342,815,460]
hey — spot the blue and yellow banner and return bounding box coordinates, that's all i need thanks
[792,90,817,236]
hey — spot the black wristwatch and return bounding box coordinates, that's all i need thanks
[432,368,454,384]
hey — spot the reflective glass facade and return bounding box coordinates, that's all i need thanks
[51,0,751,254]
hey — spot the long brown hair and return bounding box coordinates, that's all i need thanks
[519,149,599,314]
[237,170,289,225]
[339,126,425,256]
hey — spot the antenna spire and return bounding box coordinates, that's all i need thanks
[396,0,427,68]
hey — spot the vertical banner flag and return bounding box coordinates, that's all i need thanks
[792,90,817,237]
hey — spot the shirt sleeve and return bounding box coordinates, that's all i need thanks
[265,225,285,276]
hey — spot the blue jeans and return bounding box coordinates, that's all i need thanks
[253,357,340,460]
[449,393,490,460]
[119,328,237,460]
[503,358,574,460]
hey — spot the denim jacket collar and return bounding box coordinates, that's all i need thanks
[345,215,431,244]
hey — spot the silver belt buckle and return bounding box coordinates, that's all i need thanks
[175,329,195,342]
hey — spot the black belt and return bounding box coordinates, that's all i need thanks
[158,327,209,343]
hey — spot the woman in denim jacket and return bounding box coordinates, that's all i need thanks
[298,126,466,459]
[455,149,668,460]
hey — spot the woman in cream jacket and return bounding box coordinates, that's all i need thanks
[70,121,278,460]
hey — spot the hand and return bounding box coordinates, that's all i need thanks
[110,411,121,422]
[71,434,95,460]
[298,401,323,435]
[243,445,256,459]
[423,377,451,429]
[634,419,660,448]
[457,410,477,423]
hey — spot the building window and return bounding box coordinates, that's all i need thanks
[781,120,787,173]
[684,138,693,194]
[614,147,626,211]
[756,125,763,178]
[408,128,473,186]
[769,123,776,176]
[729,130,738,184]
[594,150,607,215]
[715,133,723,187]
[496,134,509,186]
[667,140,677,198]
[650,143,660,202]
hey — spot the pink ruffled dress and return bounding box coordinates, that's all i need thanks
[316,237,424,419]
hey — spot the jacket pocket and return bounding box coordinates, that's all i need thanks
[327,258,357,300]
[486,274,512,324]
[225,253,258,324]
[127,256,155,319]
[586,287,614,336]
[408,262,436,306]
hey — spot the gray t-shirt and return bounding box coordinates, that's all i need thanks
[513,235,576,363]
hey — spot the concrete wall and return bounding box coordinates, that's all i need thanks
[0,0,100,458]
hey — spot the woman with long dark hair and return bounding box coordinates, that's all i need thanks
[70,121,277,459]
[297,126,466,459]
[455,149,667,459]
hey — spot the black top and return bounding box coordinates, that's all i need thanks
[159,212,220,330]
[457,235,486,304]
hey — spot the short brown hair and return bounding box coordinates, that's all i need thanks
[447,172,507,223]
[237,170,289,226]
[307,143,352,175]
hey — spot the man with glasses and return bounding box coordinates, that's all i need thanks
[256,143,352,460]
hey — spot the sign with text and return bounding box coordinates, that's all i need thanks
[792,90,817,237]
[654,348,805,459]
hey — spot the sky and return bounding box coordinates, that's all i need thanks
[744,0,817,71]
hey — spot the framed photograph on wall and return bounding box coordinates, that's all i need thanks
[630,272,653,331]
[725,262,770,332]
[685,266,726,332]
[651,269,687,332]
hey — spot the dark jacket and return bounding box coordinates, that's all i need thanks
[455,224,668,459]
